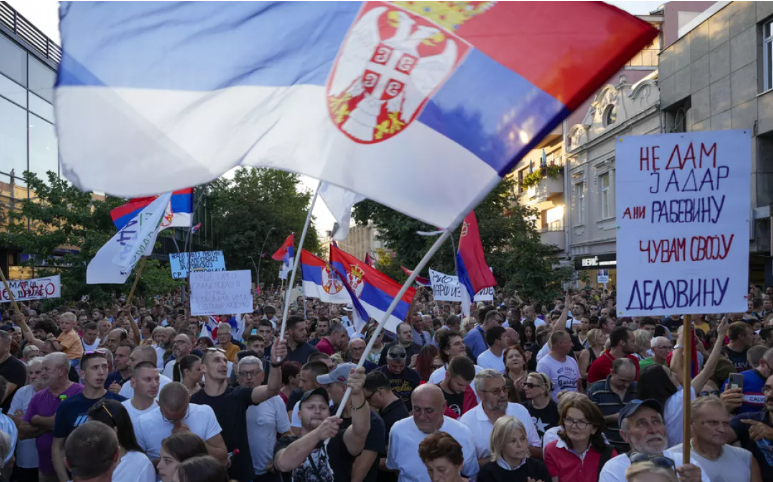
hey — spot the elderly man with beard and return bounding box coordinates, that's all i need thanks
[728,374,773,481]
[599,399,708,482]
[671,396,761,482]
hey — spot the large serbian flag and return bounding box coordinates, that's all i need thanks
[330,245,416,332]
[110,188,193,231]
[300,249,353,304]
[55,2,656,229]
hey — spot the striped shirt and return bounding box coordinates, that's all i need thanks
[586,376,637,452]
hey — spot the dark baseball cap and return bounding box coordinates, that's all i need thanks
[299,387,329,408]
[618,399,663,428]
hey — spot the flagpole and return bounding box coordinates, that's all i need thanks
[333,227,454,420]
[682,313,693,464]
[257,226,276,291]
[277,180,321,358]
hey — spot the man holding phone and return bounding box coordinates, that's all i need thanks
[721,346,773,414]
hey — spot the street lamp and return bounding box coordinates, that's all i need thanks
[256,226,275,291]
[247,256,259,291]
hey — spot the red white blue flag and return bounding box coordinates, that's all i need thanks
[110,188,193,231]
[56,2,656,229]
[456,211,496,314]
[272,234,295,280]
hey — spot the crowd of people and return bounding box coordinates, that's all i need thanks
[1,284,773,482]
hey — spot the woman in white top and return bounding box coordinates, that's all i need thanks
[87,399,156,482]
[636,317,728,448]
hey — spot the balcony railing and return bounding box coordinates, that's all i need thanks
[539,226,565,251]
[0,1,62,64]
[626,49,659,67]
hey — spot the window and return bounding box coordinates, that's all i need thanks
[765,20,773,91]
[29,92,54,123]
[0,73,26,107]
[0,96,28,182]
[28,57,55,103]
[29,113,58,182]
[575,182,585,225]
[600,173,611,218]
[604,105,617,126]
[0,34,27,87]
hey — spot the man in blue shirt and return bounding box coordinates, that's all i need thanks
[722,346,773,414]
[463,309,503,359]
[52,351,126,481]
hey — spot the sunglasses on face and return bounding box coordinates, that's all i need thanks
[629,453,676,472]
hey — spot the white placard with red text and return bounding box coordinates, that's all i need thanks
[0,275,61,303]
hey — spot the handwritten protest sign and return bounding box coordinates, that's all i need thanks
[428,269,494,302]
[190,270,252,316]
[0,275,61,303]
[170,251,226,279]
[616,130,750,316]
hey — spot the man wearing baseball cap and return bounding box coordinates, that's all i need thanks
[318,364,386,482]
[598,399,708,482]
[274,364,371,482]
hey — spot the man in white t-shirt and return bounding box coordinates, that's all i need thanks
[535,331,580,401]
[236,355,292,480]
[134,382,228,464]
[162,332,196,379]
[671,396,760,482]
[121,362,159,427]
[460,370,541,463]
[599,399,708,482]
[386,384,478,482]
[120,346,172,399]
[476,326,507,374]
[80,322,101,351]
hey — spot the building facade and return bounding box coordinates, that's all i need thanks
[332,221,386,262]
[658,1,773,285]
[0,2,62,278]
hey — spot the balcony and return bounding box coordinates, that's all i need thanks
[539,227,566,251]
[520,174,564,205]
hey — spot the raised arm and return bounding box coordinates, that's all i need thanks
[274,417,342,472]
[343,367,370,456]
[252,339,287,404]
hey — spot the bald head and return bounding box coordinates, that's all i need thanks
[130,345,158,369]
[412,384,446,433]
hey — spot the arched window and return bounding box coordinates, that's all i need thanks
[604,105,617,127]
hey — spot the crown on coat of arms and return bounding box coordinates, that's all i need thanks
[460,221,469,237]
[350,264,366,281]
[392,1,496,31]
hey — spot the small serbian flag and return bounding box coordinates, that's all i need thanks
[456,211,496,315]
[331,245,416,332]
[273,234,295,280]
[190,222,201,234]
[364,252,375,268]
[401,266,430,287]
[110,188,192,230]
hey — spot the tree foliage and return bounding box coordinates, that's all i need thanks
[205,168,320,287]
[352,177,571,304]
[1,171,182,308]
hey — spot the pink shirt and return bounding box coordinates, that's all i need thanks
[316,337,335,355]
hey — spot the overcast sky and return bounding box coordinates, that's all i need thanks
[9,0,669,234]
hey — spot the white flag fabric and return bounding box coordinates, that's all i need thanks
[278,257,293,280]
[319,182,365,241]
[87,193,172,284]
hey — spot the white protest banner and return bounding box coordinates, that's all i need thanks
[190,270,253,316]
[428,269,493,302]
[0,275,61,303]
[169,251,226,279]
[616,130,751,316]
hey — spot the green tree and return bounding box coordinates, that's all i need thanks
[205,168,320,287]
[352,177,571,304]
[1,171,182,308]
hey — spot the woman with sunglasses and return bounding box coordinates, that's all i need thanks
[87,399,156,482]
[522,372,559,442]
[503,345,530,403]
[173,354,203,395]
[543,397,615,482]
[157,433,209,482]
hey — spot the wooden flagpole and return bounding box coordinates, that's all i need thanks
[682,313,693,464]
[125,257,147,307]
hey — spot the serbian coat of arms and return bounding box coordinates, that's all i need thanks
[326,2,493,143]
